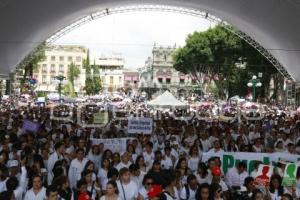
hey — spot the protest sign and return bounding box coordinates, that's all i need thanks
[282,163,298,187]
[128,117,153,134]
[254,164,273,187]
[93,111,109,124]
[202,152,300,174]
[22,120,41,134]
[90,138,135,152]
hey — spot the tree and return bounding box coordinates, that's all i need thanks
[92,60,102,94]
[67,62,80,96]
[20,42,46,91]
[173,25,279,100]
[83,50,94,95]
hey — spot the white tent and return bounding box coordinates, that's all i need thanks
[148,91,188,109]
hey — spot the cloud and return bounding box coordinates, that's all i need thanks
[55,11,214,69]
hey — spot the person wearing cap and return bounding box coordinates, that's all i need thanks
[7,160,19,178]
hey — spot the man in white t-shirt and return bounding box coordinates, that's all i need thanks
[24,175,46,200]
[180,175,198,200]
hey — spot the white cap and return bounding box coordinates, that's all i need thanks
[7,160,19,168]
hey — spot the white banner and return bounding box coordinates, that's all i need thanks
[90,137,135,152]
[202,151,300,174]
[128,117,153,134]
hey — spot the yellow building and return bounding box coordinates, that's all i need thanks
[33,45,87,94]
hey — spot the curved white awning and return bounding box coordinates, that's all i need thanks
[0,0,299,80]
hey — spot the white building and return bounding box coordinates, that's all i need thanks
[91,54,125,92]
[139,45,196,97]
[33,45,87,94]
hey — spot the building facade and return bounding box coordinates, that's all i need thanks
[123,69,139,93]
[91,54,125,92]
[139,45,196,97]
[33,45,87,94]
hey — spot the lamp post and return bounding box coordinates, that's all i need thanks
[54,75,66,103]
[247,75,262,102]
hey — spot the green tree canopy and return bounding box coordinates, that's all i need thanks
[173,25,278,99]
[67,62,80,96]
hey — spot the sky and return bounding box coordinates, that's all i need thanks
[55,11,215,69]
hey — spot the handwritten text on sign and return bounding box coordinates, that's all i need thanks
[128,117,153,134]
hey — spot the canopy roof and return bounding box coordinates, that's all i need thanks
[148,91,188,108]
[0,0,300,80]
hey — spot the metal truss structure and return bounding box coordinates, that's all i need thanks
[18,5,293,80]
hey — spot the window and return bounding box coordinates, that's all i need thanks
[50,75,55,81]
[51,56,55,61]
[180,79,185,84]
[59,64,64,72]
[110,76,114,84]
[59,56,64,61]
[42,64,47,73]
[68,56,73,62]
[119,76,122,83]
[102,76,106,84]
[166,78,171,84]
[51,64,55,72]
[76,56,81,62]
[158,78,163,83]
[42,75,47,84]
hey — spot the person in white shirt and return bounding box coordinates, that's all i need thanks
[208,140,224,154]
[46,185,59,200]
[143,142,155,168]
[47,141,65,185]
[138,175,154,200]
[5,160,27,200]
[0,164,8,193]
[24,175,46,200]
[225,162,249,188]
[116,152,132,171]
[180,175,199,200]
[68,148,89,188]
[117,167,138,200]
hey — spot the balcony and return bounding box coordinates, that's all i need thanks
[50,70,56,74]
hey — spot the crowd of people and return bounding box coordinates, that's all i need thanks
[0,94,299,200]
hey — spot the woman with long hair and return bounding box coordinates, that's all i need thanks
[188,146,201,173]
[163,171,179,200]
[175,158,191,185]
[98,158,111,191]
[195,183,210,200]
[208,183,223,200]
[269,174,284,200]
[100,180,121,200]
[56,176,72,200]
[82,169,101,200]
[135,155,147,184]
[194,162,209,184]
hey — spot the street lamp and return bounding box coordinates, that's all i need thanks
[247,75,262,102]
[54,75,66,103]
